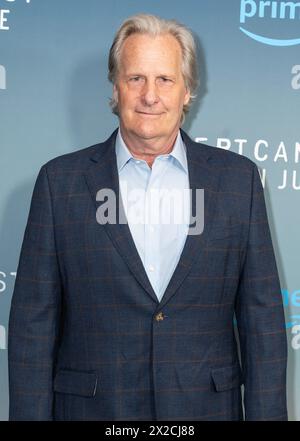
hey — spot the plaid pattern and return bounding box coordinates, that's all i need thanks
[8,128,288,421]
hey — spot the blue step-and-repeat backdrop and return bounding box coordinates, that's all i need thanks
[0,0,299,420]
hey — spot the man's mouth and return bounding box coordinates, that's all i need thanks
[136,111,163,116]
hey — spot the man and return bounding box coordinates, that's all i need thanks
[8,14,288,421]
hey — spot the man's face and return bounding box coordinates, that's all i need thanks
[113,33,190,147]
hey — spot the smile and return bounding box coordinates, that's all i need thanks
[136,111,163,116]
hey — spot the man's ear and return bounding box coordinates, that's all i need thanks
[183,88,191,106]
[113,84,118,103]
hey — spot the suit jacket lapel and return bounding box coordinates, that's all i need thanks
[84,129,159,304]
[83,128,220,309]
[158,129,221,309]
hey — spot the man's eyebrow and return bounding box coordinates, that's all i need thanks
[122,73,144,79]
[124,73,177,79]
[157,74,176,79]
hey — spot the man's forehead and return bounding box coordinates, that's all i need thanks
[119,33,183,70]
[121,32,182,54]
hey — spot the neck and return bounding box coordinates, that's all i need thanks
[119,126,179,168]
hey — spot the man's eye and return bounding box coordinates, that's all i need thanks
[159,77,172,83]
[130,77,141,82]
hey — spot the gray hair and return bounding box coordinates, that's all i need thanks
[108,13,199,124]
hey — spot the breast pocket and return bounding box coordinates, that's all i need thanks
[207,224,243,243]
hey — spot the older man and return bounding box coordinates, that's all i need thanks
[8,14,287,421]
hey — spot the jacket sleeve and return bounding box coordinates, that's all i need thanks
[8,164,63,420]
[235,164,288,421]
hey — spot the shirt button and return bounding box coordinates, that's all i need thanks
[155,312,165,321]
[149,265,155,272]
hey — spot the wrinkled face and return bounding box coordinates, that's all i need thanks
[113,33,190,145]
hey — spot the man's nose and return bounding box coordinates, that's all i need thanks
[141,80,159,106]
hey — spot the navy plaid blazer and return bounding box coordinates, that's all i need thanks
[8,128,288,421]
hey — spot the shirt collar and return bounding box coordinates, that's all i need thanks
[115,127,188,174]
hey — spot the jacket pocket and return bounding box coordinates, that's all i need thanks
[53,369,98,397]
[211,363,243,392]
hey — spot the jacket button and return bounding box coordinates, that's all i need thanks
[155,312,164,321]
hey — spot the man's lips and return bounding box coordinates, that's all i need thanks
[136,111,164,116]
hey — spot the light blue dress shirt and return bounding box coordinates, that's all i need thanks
[115,128,190,302]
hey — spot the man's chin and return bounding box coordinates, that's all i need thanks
[131,127,164,141]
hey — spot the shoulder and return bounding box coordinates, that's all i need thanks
[181,131,260,199]
[193,143,259,195]
[181,129,257,174]
[200,142,256,172]
[41,129,118,174]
